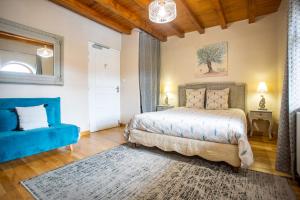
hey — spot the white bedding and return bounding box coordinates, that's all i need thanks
[125,107,253,167]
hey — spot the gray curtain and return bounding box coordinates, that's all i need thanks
[139,31,160,113]
[276,0,300,177]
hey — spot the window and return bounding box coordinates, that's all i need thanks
[0,62,34,74]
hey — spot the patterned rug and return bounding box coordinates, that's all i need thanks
[21,144,295,200]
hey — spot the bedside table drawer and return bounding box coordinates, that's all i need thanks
[250,111,271,119]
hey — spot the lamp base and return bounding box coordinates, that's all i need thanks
[164,96,169,105]
[258,95,267,111]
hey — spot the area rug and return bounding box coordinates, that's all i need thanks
[21,144,295,200]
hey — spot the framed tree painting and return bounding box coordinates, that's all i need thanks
[195,41,228,78]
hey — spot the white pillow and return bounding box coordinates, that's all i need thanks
[16,105,48,130]
[186,88,206,109]
[206,88,230,110]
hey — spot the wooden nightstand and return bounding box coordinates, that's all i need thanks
[156,105,174,111]
[249,110,273,139]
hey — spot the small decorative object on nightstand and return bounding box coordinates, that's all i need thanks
[156,105,174,111]
[257,81,268,110]
[249,110,273,139]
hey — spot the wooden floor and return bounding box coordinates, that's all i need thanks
[248,133,300,199]
[0,127,299,199]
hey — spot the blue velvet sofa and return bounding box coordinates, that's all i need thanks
[0,98,79,163]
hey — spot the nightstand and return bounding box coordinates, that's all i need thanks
[249,110,273,139]
[156,105,174,111]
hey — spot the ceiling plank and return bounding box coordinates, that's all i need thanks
[176,0,205,34]
[49,0,131,34]
[133,0,147,8]
[133,0,185,38]
[94,0,167,41]
[248,0,256,23]
[210,0,227,29]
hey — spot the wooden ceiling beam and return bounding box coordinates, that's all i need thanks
[94,0,167,41]
[248,0,256,23]
[133,0,185,38]
[49,0,132,34]
[210,0,227,29]
[176,0,204,34]
[170,23,185,38]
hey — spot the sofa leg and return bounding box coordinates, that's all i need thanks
[66,144,74,152]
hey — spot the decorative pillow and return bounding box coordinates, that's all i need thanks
[186,88,206,109]
[15,105,48,130]
[0,110,18,132]
[206,88,230,110]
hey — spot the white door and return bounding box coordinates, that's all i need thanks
[88,43,120,132]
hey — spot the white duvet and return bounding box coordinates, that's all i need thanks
[126,107,254,167]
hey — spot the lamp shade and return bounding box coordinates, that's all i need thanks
[164,84,171,94]
[257,82,268,93]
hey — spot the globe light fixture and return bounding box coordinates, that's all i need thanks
[149,0,177,24]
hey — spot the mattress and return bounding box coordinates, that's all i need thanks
[125,107,253,167]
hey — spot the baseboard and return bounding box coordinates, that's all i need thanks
[80,130,90,137]
[80,125,124,137]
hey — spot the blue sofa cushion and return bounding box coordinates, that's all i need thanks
[45,105,56,126]
[0,109,18,131]
[0,123,79,163]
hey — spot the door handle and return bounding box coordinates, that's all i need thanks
[116,86,120,93]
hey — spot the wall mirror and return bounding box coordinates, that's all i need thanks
[0,18,63,85]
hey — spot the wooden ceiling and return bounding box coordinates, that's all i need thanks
[50,0,282,41]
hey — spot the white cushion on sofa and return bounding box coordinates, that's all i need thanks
[16,105,48,130]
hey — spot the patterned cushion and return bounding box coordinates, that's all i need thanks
[206,88,230,110]
[186,88,206,109]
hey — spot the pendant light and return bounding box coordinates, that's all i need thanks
[149,0,177,24]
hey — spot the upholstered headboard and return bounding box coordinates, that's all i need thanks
[178,82,246,111]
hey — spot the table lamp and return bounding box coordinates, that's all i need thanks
[257,81,268,110]
[164,84,171,105]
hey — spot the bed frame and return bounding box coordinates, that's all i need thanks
[128,82,246,168]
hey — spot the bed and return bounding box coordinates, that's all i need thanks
[125,82,254,168]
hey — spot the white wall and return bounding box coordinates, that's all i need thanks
[120,30,140,123]
[161,10,286,121]
[0,0,121,131]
